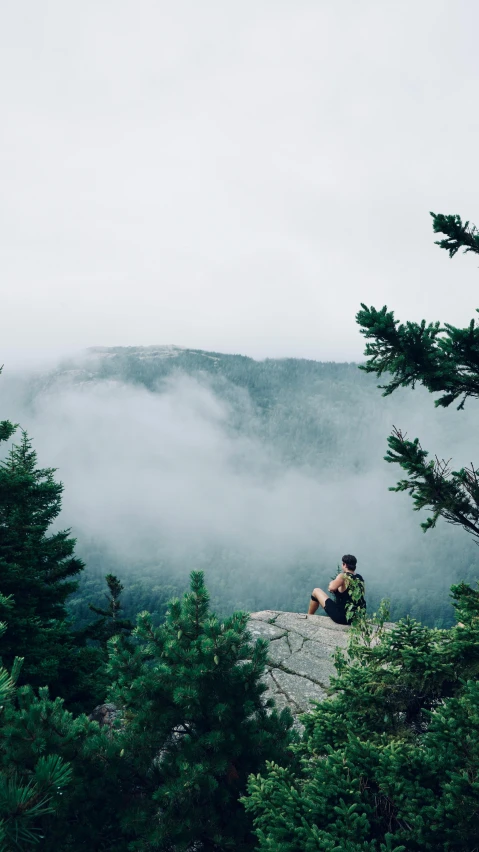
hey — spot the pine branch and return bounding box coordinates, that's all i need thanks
[386,427,479,540]
[356,213,479,409]
[431,211,479,257]
[356,304,479,408]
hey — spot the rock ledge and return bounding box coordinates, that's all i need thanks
[249,610,351,726]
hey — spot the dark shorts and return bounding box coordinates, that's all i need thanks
[324,598,349,625]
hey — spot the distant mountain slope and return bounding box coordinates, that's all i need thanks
[4,346,478,627]
[47,346,388,473]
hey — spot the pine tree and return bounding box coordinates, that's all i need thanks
[84,574,133,646]
[0,423,113,709]
[105,571,296,851]
[0,430,90,701]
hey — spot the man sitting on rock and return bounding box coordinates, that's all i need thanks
[308,554,365,624]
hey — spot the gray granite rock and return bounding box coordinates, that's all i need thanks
[88,702,121,734]
[90,612,391,736]
[249,610,351,728]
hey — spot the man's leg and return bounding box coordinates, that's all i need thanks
[308,587,330,615]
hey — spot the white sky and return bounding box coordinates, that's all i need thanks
[1,0,479,361]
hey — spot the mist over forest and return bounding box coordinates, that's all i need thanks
[2,344,477,627]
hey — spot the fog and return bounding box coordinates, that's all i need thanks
[2,2,479,360]
[2,350,477,622]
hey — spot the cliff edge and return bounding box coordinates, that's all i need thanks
[249,610,352,727]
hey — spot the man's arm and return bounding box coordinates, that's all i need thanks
[328,573,345,593]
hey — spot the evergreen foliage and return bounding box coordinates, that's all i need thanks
[384,426,479,539]
[103,570,296,851]
[431,211,479,258]
[0,621,75,851]
[244,586,479,851]
[357,213,479,410]
[243,212,479,850]
[0,429,104,708]
[83,573,133,646]
[0,432,81,688]
[1,573,295,851]
[356,211,479,540]
[0,633,121,852]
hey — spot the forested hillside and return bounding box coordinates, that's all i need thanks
[3,345,477,627]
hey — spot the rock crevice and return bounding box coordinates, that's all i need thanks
[249,610,351,726]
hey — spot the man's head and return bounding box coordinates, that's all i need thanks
[342,554,357,571]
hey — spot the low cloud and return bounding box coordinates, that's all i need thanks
[1,357,476,616]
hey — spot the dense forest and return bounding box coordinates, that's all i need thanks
[1,211,479,849]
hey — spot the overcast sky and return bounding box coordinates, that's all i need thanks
[2,0,479,362]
